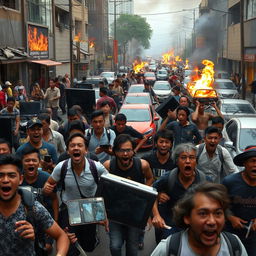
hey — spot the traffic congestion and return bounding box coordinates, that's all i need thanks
[1,0,256,255]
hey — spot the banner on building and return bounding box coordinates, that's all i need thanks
[27,24,49,59]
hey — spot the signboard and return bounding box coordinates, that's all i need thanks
[244,54,256,62]
[27,24,49,59]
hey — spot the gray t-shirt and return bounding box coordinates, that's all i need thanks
[51,157,108,203]
[0,200,54,256]
[151,229,248,256]
[85,128,116,163]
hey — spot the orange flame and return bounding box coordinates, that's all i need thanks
[28,27,48,51]
[133,60,148,73]
[187,59,216,98]
[161,50,175,65]
[89,41,95,48]
[175,56,182,62]
[74,33,81,42]
[184,59,189,69]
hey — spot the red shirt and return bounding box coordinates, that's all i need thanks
[0,91,6,108]
[96,95,117,110]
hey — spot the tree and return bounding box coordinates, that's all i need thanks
[112,14,152,65]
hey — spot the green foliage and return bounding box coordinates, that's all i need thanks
[112,14,152,49]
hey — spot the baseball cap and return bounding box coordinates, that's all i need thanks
[27,119,43,129]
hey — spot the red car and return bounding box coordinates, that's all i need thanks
[119,104,160,149]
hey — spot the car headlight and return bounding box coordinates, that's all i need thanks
[144,128,154,135]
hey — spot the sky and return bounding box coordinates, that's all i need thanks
[134,0,201,58]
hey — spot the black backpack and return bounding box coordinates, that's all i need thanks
[19,187,48,256]
[167,230,242,256]
[86,128,111,145]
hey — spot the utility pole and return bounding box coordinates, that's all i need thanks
[69,0,74,87]
[240,0,246,99]
[113,0,117,73]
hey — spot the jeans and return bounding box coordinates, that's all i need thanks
[109,221,140,256]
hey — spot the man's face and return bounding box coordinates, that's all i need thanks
[0,164,23,202]
[177,150,197,178]
[68,136,87,165]
[184,193,225,248]
[0,143,11,155]
[49,80,55,89]
[177,110,187,123]
[68,115,80,123]
[41,120,50,133]
[244,157,256,180]
[115,141,134,168]
[179,97,189,107]
[101,104,111,115]
[156,137,172,155]
[7,101,15,110]
[91,115,105,132]
[27,125,43,144]
[204,132,220,153]
[22,152,40,178]
[115,120,126,133]
[199,103,205,112]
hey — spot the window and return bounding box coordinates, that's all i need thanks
[27,0,52,32]
[245,0,256,20]
[0,0,20,10]
[55,7,69,29]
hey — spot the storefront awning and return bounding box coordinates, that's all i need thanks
[29,59,62,66]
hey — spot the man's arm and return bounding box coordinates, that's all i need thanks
[159,110,173,131]
[43,176,58,195]
[49,192,59,221]
[103,160,110,171]
[209,102,224,119]
[191,100,200,122]
[14,114,20,136]
[222,147,239,175]
[141,159,154,186]
[134,136,148,153]
[45,222,70,256]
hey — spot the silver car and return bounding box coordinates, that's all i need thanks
[153,81,172,102]
[156,69,168,80]
[223,117,256,161]
[214,79,239,98]
[217,99,256,121]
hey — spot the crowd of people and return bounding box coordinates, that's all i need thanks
[0,68,255,256]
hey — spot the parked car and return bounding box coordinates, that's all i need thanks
[217,99,256,121]
[156,69,168,80]
[123,92,153,105]
[100,71,115,84]
[223,117,256,161]
[119,104,160,148]
[128,84,145,93]
[153,81,172,102]
[144,72,156,85]
[214,70,229,79]
[213,79,239,99]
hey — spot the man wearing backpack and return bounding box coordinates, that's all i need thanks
[85,110,116,163]
[151,182,247,256]
[152,143,208,243]
[103,134,154,256]
[43,132,108,255]
[0,154,69,255]
[222,146,256,255]
[196,126,237,183]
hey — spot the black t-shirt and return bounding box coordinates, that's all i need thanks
[142,150,176,179]
[222,172,256,238]
[110,125,143,139]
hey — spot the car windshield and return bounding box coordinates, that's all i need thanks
[154,83,170,90]
[214,81,236,89]
[101,73,114,77]
[120,108,151,122]
[125,96,150,104]
[221,103,256,114]
[239,128,256,151]
[129,86,144,93]
[144,72,155,77]
[158,70,167,74]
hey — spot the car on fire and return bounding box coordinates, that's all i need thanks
[119,104,160,149]
[223,117,256,161]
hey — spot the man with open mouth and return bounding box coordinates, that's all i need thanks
[222,146,256,255]
[151,182,247,256]
[103,134,154,256]
[152,143,209,242]
[0,154,69,255]
[196,126,237,183]
[43,132,108,255]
